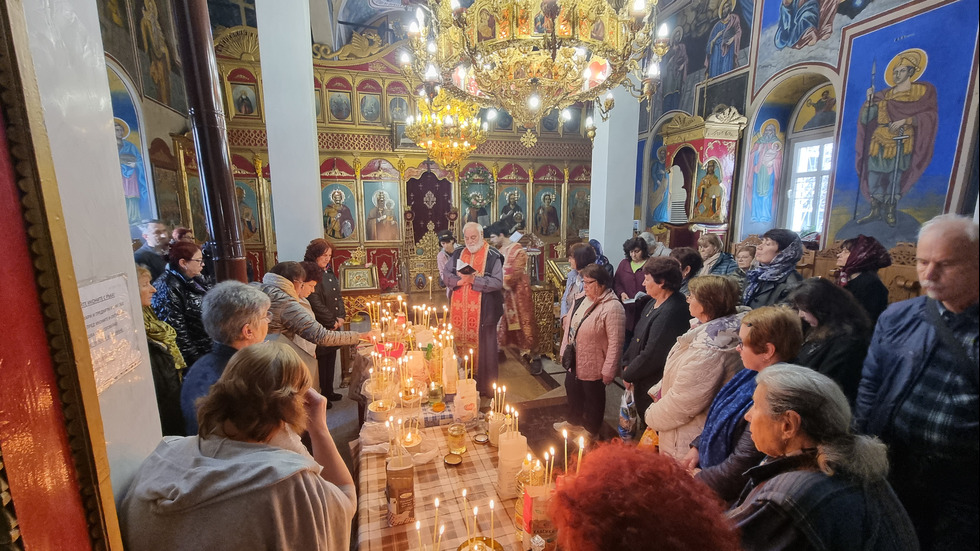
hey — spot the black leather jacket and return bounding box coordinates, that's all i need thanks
[151,266,212,367]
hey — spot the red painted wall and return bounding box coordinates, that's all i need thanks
[0,111,93,548]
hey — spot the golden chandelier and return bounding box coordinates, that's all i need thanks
[404,88,489,170]
[402,0,669,144]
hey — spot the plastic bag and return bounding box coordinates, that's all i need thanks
[618,388,638,441]
[636,427,659,451]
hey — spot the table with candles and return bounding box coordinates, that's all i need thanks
[354,422,521,551]
[352,297,584,550]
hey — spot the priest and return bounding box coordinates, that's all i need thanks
[445,222,504,398]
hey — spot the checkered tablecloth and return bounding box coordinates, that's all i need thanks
[354,424,522,550]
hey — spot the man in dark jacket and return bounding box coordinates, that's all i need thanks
[133,219,170,280]
[180,281,270,435]
[305,238,347,404]
[855,214,979,551]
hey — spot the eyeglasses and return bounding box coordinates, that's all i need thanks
[187,258,205,264]
[582,278,597,286]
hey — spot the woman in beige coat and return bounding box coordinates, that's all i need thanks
[645,276,744,459]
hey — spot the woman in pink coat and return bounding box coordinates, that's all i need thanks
[645,275,745,459]
[556,263,626,438]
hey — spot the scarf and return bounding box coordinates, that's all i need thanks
[590,239,610,267]
[143,306,187,371]
[838,235,892,286]
[743,238,803,304]
[699,368,756,468]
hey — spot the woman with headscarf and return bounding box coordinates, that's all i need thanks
[835,234,892,324]
[590,238,614,279]
[742,229,804,309]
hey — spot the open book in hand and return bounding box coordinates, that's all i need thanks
[456,259,477,275]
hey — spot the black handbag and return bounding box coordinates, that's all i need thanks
[561,343,577,372]
[562,298,598,373]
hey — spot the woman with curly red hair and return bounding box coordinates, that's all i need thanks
[549,440,739,551]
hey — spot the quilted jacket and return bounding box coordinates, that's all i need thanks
[560,288,626,382]
[645,311,745,459]
[151,266,213,367]
[256,273,360,348]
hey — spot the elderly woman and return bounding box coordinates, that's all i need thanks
[180,281,271,435]
[697,234,737,276]
[742,229,804,309]
[152,240,213,367]
[645,275,745,459]
[549,441,740,551]
[614,236,651,340]
[729,364,918,550]
[669,247,703,296]
[680,306,804,503]
[561,242,598,318]
[555,264,625,438]
[137,264,185,436]
[258,261,361,399]
[121,342,357,550]
[788,278,872,405]
[836,234,892,324]
[304,239,347,403]
[621,257,691,429]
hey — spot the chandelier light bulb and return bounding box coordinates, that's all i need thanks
[583,67,592,79]
[658,23,670,38]
[444,115,454,125]
[632,0,646,14]
[561,109,571,121]
[487,108,498,121]
[585,116,594,127]
[450,0,461,10]
[482,121,489,130]
[416,7,425,27]
[647,62,661,78]
[406,116,415,125]
[528,95,540,110]
[400,52,411,65]
[408,21,420,36]
[425,64,440,82]
[427,41,437,54]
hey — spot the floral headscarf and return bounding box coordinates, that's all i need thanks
[838,235,892,286]
[742,236,804,304]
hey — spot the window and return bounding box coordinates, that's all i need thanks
[784,138,833,234]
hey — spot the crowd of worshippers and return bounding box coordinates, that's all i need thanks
[122,214,977,551]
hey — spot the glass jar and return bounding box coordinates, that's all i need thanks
[447,422,467,455]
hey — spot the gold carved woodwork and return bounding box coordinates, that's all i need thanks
[214,26,261,61]
[532,284,557,359]
[313,31,385,60]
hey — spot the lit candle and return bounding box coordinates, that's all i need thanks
[436,525,445,549]
[473,506,479,538]
[577,435,585,475]
[428,275,433,300]
[489,499,495,543]
[492,382,497,413]
[416,520,422,550]
[550,446,556,487]
[543,451,549,486]
[514,410,519,433]
[563,429,568,474]
[501,385,506,413]
[432,497,439,544]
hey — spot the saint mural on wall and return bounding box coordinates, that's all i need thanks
[855,49,937,227]
[323,186,355,239]
[365,188,400,241]
[648,146,670,225]
[499,190,526,233]
[705,0,742,78]
[774,0,838,50]
[534,191,560,237]
[749,121,784,224]
[801,87,837,130]
[661,27,688,112]
[115,117,148,226]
